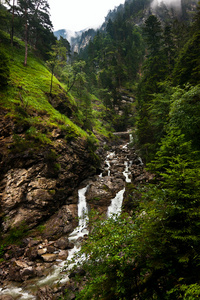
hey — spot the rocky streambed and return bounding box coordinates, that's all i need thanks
[0,135,153,299]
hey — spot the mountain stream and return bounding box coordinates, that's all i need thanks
[0,134,136,299]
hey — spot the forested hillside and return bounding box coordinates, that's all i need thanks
[1,0,200,299]
[0,0,113,252]
[67,0,200,299]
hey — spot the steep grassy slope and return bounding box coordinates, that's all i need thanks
[0,29,105,239]
[0,30,88,142]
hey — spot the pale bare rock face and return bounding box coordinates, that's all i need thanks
[151,0,182,11]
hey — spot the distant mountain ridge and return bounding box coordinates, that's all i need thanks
[54,28,96,53]
[54,29,83,44]
[54,0,198,53]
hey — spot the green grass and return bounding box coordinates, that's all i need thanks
[0,30,88,140]
[0,29,116,154]
[91,99,115,138]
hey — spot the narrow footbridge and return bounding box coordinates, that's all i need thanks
[113,131,130,140]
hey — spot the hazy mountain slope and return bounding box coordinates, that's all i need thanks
[55,0,198,53]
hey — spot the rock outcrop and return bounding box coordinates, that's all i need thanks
[0,117,153,299]
[0,111,99,234]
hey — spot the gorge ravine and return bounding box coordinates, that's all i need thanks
[0,134,150,299]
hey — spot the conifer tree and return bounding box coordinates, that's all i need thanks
[4,0,15,45]
[17,0,53,66]
[136,15,168,161]
[29,0,53,51]
[0,2,10,31]
[47,40,67,94]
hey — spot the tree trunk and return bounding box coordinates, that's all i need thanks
[24,7,28,66]
[10,0,15,46]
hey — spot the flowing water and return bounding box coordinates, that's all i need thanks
[36,185,90,287]
[107,188,125,218]
[68,185,89,242]
[0,287,35,300]
[105,151,115,176]
[0,187,90,299]
[0,135,133,299]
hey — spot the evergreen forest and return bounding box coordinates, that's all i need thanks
[1,0,200,299]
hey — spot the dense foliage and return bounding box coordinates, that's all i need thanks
[63,1,200,299]
[1,0,56,61]
[1,0,200,298]
[79,13,145,107]
[69,129,200,299]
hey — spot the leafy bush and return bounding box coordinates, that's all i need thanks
[67,133,200,300]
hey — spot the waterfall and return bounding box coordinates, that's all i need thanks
[0,134,135,299]
[107,188,125,218]
[0,287,35,300]
[107,153,131,218]
[107,134,133,218]
[68,185,89,242]
[0,186,90,299]
[38,185,89,286]
[105,151,115,176]
[138,156,143,166]
[129,133,133,144]
[123,160,132,183]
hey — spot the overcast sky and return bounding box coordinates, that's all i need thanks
[47,0,126,32]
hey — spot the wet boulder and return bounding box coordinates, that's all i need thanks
[41,253,57,262]
[8,260,35,282]
[37,286,53,300]
[54,236,70,250]
[0,296,15,300]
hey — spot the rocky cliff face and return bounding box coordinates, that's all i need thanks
[0,89,154,300]
[54,28,96,53]
[0,108,99,237]
[0,130,154,299]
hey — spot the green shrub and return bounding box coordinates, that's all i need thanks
[7,223,28,244]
